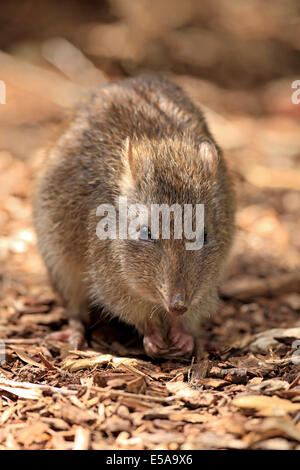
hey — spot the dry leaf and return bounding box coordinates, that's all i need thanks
[248,327,300,354]
[247,379,289,394]
[244,417,300,445]
[16,421,49,446]
[62,354,138,372]
[127,376,146,394]
[15,351,45,368]
[233,395,300,416]
[166,382,216,407]
[60,405,98,425]
[198,378,229,389]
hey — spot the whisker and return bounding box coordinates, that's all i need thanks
[150,303,161,319]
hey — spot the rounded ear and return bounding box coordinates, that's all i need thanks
[122,136,149,182]
[199,139,219,176]
[124,136,133,170]
[121,136,136,183]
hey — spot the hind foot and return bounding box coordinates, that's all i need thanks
[45,318,87,349]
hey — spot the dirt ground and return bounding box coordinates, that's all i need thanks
[0,0,300,450]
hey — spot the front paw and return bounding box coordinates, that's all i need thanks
[143,320,194,359]
[167,322,194,357]
[143,323,169,358]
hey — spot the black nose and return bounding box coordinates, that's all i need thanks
[167,293,187,316]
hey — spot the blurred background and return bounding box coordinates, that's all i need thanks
[0,0,299,297]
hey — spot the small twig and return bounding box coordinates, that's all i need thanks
[3,338,41,344]
[187,356,195,383]
[91,385,175,404]
[37,352,56,370]
[119,362,153,380]
[264,358,295,366]
[0,378,78,396]
[289,373,300,390]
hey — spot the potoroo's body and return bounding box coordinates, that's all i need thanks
[34,75,235,358]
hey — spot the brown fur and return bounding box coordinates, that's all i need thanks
[33,74,235,352]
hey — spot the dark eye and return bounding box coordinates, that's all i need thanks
[139,225,154,242]
[204,229,208,244]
